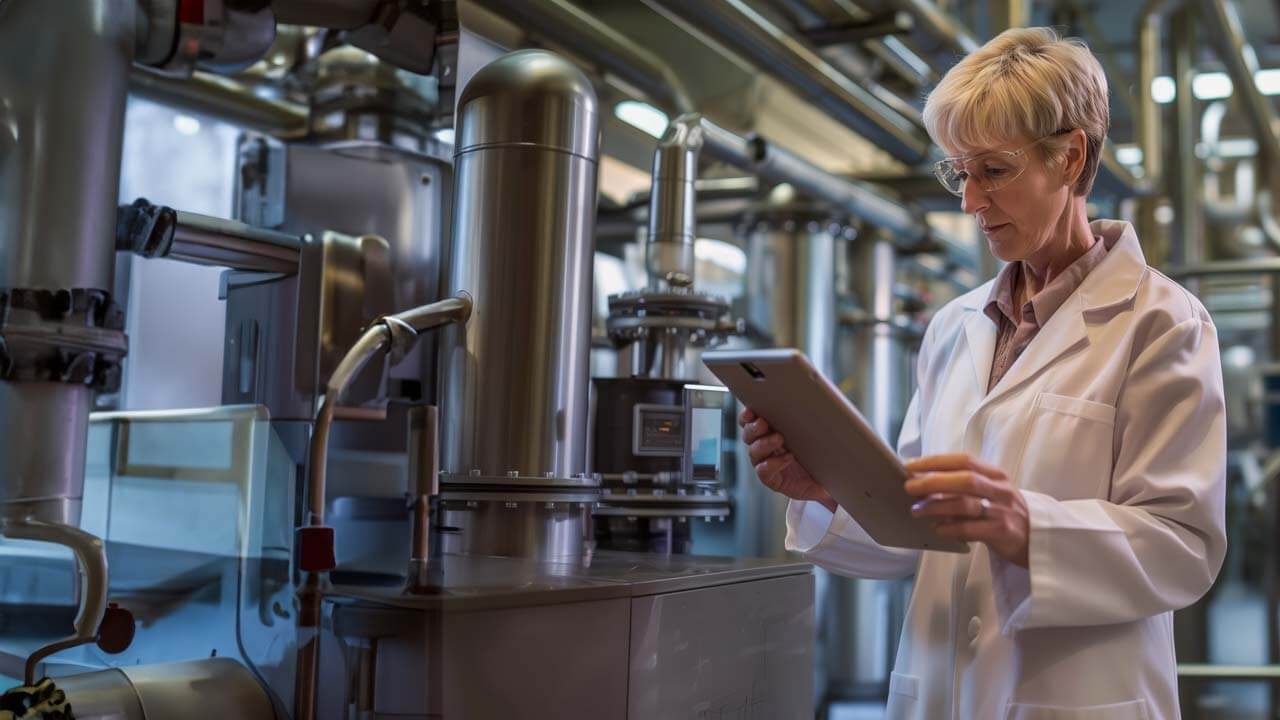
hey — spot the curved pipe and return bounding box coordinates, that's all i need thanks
[294,294,471,720]
[1,517,108,684]
[307,294,472,526]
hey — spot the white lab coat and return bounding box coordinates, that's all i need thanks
[786,220,1226,720]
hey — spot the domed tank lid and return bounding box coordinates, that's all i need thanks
[455,49,600,161]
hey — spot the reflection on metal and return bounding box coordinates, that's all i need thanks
[647,116,703,288]
[641,0,931,163]
[43,658,275,720]
[116,198,305,274]
[439,49,599,482]
[607,291,738,379]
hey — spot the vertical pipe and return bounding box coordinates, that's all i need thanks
[439,50,600,480]
[0,0,135,526]
[646,116,703,289]
[1171,9,1203,273]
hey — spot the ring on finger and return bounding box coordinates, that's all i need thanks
[977,497,991,519]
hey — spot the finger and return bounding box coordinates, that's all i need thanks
[904,470,1003,499]
[738,406,756,428]
[742,417,773,445]
[754,453,794,485]
[929,519,1003,543]
[748,433,786,465]
[910,495,986,520]
[905,453,1007,480]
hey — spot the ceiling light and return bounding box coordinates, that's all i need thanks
[433,127,455,145]
[1151,76,1176,104]
[1192,72,1233,100]
[1114,146,1143,166]
[172,114,201,136]
[614,100,669,139]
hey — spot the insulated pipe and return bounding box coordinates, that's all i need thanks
[640,0,931,164]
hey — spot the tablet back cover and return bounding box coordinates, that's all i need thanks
[705,348,967,554]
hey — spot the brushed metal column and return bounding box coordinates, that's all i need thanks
[439,49,600,479]
[0,0,135,525]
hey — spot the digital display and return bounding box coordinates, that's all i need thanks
[639,409,684,451]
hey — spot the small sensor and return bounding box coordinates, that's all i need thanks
[742,362,766,380]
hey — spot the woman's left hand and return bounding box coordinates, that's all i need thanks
[905,453,1030,567]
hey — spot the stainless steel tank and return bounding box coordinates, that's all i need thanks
[440,49,599,479]
[437,49,601,559]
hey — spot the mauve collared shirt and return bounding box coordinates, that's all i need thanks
[983,235,1111,393]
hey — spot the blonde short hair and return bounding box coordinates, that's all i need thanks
[922,27,1110,196]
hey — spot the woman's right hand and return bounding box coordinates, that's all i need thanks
[738,407,838,513]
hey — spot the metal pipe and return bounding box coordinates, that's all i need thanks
[295,295,470,720]
[1199,0,1280,173]
[745,134,925,242]
[405,405,439,593]
[887,0,980,55]
[0,0,135,676]
[1,517,108,684]
[307,295,472,526]
[646,116,702,288]
[1136,0,1186,187]
[128,67,309,138]
[469,0,695,113]
[117,199,305,274]
[641,0,931,164]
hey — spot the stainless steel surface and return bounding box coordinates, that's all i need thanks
[405,406,439,592]
[263,141,452,398]
[54,658,276,720]
[170,209,303,274]
[308,296,471,525]
[318,553,813,719]
[128,67,309,138]
[607,290,735,379]
[627,574,814,718]
[440,49,599,480]
[647,115,702,288]
[467,0,695,113]
[746,216,839,376]
[642,0,930,164]
[438,496,596,562]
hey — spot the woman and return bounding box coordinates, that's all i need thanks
[741,27,1226,720]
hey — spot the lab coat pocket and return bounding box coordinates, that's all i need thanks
[1016,393,1116,500]
[884,672,920,720]
[1005,698,1150,720]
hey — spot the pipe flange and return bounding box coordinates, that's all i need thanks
[605,290,740,346]
[0,288,128,392]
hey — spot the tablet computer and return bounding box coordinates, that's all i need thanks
[703,348,968,554]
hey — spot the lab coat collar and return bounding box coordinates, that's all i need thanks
[957,219,1148,410]
[958,220,1146,314]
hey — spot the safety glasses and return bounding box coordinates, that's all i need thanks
[932,131,1070,197]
